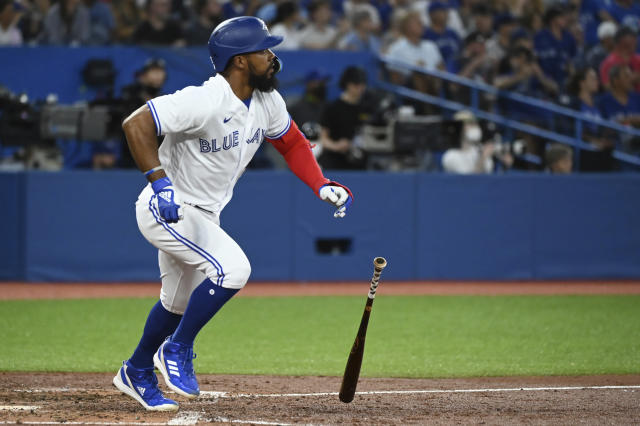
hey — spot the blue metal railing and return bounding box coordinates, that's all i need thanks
[378,57,640,167]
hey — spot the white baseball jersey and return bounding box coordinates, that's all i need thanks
[135,75,292,308]
[146,74,291,213]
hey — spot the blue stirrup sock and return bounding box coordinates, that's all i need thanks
[128,300,182,369]
[171,278,239,346]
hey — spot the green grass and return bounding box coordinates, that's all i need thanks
[1,295,639,377]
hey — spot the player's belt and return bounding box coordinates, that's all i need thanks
[184,202,214,215]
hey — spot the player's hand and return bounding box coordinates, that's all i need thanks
[320,184,353,218]
[151,177,183,223]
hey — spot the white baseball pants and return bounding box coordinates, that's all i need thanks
[135,185,251,314]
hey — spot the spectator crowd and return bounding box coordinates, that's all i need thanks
[2,0,640,172]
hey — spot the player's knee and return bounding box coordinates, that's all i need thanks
[223,257,251,290]
[160,296,186,315]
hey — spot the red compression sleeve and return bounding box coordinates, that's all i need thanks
[266,119,329,196]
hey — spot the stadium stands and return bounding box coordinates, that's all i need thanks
[1,0,640,173]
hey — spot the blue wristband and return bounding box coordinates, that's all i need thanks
[151,177,172,193]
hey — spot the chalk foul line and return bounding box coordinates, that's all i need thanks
[0,406,40,412]
[167,411,202,425]
[11,384,640,400]
[200,384,640,399]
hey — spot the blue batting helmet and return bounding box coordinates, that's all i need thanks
[208,16,283,74]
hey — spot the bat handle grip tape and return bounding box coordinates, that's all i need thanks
[368,257,387,299]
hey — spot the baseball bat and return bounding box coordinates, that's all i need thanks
[338,256,388,403]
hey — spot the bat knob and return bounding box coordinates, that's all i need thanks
[373,257,387,269]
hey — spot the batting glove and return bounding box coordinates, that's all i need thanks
[319,184,353,218]
[152,177,183,223]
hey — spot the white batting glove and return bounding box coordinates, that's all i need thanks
[319,184,353,218]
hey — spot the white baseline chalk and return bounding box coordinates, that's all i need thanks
[200,384,640,399]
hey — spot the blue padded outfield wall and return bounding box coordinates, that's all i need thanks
[1,171,640,282]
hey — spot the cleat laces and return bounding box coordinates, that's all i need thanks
[179,346,197,380]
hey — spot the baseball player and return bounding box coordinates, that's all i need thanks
[112,16,353,411]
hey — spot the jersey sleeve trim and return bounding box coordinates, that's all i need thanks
[265,115,291,139]
[146,100,162,136]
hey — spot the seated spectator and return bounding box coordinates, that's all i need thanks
[510,27,534,51]
[442,111,496,174]
[119,58,167,168]
[371,0,393,31]
[40,0,90,45]
[121,59,168,109]
[494,46,559,101]
[598,65,640,126]
[469,4,495,39]
[318,66,368,170]
[380,7,408,54]
[110,0,141,43]
[255,1,277,23]
[545,143,573,173]
[604,0,640,32]
[386,10,443,94]
[599,26,640,90]
[491,0,517,16]
[185,0,224,45]
[96,58,168,169]
[270,1,303,50]
[569,67,605,133]
[456,0,475,31]
[579,0,609,47]
[494,46,558,156]
[131,0,185,46]
[0,0,23,45]
[584,21,617,71]
[519,0,545,33]
[222,0,259,20]
[338,10,381,53]
[411,0,466,38]
[17,0,50,44]
[289,69,331,158]
[388,0,412,16]
[567,67,615,171]
[85,0,115,45]
[534,5,577,92]
[423,1,461,67]
[290,69,330,128]
[449,31,493,107]
[453,31,492,82]
[566,2,586,57]
[485,12,516,72]
[343,0,381,33]
[299,0,348,50]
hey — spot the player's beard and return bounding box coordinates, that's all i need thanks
[248,61,279,92]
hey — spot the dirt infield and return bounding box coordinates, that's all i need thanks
[2,280,640,299]
[1,372,639,424]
